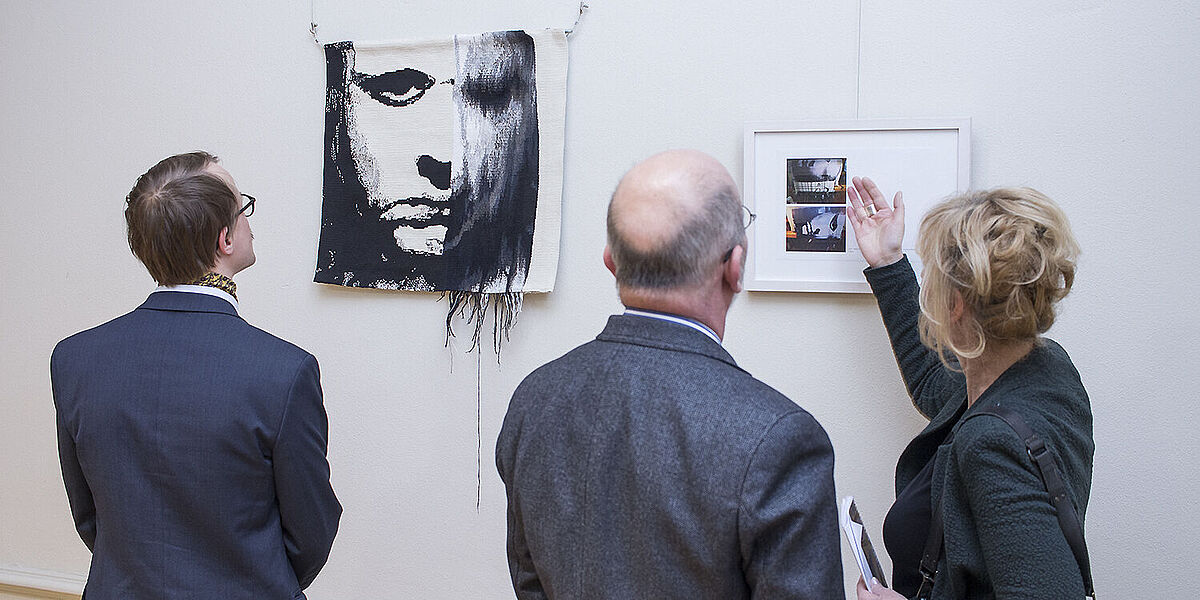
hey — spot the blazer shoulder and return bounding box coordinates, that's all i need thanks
[1020,339,1085,391]
[510,339,598,400]
[239,321,315,361]
[989,340,1090,422]
[951,397,1083,475]
[52,309,140,360]
[953,413,1025,457]
[759,405,832,449]
[719,365,816,421]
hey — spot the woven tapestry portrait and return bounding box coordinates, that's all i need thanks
[316,30,566,322]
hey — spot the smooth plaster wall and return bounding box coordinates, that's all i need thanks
[2,1,1197,597]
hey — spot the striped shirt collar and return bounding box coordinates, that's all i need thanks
[623,308,722,345]
[153,284,239,312]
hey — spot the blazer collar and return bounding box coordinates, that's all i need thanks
[138,290,241,318]
[596,313,740,370]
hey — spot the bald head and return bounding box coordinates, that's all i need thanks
[607,150,744,290]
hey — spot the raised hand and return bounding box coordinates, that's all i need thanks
[846,176,905,268]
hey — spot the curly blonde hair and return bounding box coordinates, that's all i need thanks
[917,187,1079,367]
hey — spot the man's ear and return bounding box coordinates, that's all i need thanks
[603,245,617,276]
[723,244,744,294]
[216,226,234,257]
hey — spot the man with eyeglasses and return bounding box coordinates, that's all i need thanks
[497,149,842,599]
[50,151,341,599]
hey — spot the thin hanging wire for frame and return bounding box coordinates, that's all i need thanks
[310,0,320,45]
[566,2,590,37]
[310,0,588,44]
[476,346,482,510]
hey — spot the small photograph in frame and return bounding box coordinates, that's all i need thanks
[786,158,847,205]
[785,206,847,253]
[743,118,971,293]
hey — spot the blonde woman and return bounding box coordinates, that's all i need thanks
[846,177,1094,599]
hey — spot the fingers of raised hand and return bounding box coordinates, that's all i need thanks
[859,176,888,209]
[847,182,874,220]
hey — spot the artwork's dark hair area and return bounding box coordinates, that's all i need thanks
[443,30,540,294]
[125,151,239,285]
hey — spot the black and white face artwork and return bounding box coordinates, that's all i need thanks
[317,30,554,295]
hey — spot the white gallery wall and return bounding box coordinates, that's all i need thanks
[2,1,1197,597]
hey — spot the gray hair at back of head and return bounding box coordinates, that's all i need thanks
[607,176,744,289]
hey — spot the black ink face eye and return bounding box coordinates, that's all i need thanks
[461,75,511,101]
[354,68,437,107]
[459,73,520,114]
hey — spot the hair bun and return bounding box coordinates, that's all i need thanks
[918,187,1079,364]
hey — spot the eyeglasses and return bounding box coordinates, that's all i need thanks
[235,193,255,218]
[741,205,756,230]
[723,206,757,262]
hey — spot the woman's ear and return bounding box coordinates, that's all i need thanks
[950,290,967,323]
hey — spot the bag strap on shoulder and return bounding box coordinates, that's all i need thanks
[914,491,944,599]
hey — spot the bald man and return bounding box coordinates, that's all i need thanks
[496,150,842,599]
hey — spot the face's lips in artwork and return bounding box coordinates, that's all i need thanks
[378,195,451,222]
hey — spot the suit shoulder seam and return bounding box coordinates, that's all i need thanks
[272,353,318,448]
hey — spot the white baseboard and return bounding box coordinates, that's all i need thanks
[0,565,84,595]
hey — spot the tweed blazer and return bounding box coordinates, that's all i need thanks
[496,313,842,600]
[51,291,341,600]
[865,258,1094,599]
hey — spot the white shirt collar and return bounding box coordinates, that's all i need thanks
[154,284,239,312]
[623,308,722,345]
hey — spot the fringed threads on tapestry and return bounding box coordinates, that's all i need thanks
[443,291,524,358]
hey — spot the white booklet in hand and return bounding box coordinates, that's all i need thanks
[840,496,888,593]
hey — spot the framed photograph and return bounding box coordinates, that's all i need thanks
[743,118,971,293]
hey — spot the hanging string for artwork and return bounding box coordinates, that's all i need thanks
[567,2,590,37]
[476,346,482,510]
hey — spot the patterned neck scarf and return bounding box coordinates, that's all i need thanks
[189,272,237,300]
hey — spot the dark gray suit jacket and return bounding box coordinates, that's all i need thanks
[496,313,842,599]
[51,291,341,600]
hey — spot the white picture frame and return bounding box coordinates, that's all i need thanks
[743,118,971,293]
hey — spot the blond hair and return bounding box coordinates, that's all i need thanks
[917,187,1079,367]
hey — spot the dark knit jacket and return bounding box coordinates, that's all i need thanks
[865,257,1094,600]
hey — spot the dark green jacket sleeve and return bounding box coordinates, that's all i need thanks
[864,256,965,419]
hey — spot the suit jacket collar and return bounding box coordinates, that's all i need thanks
[596,313,741,371]
[138,290,241,318]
